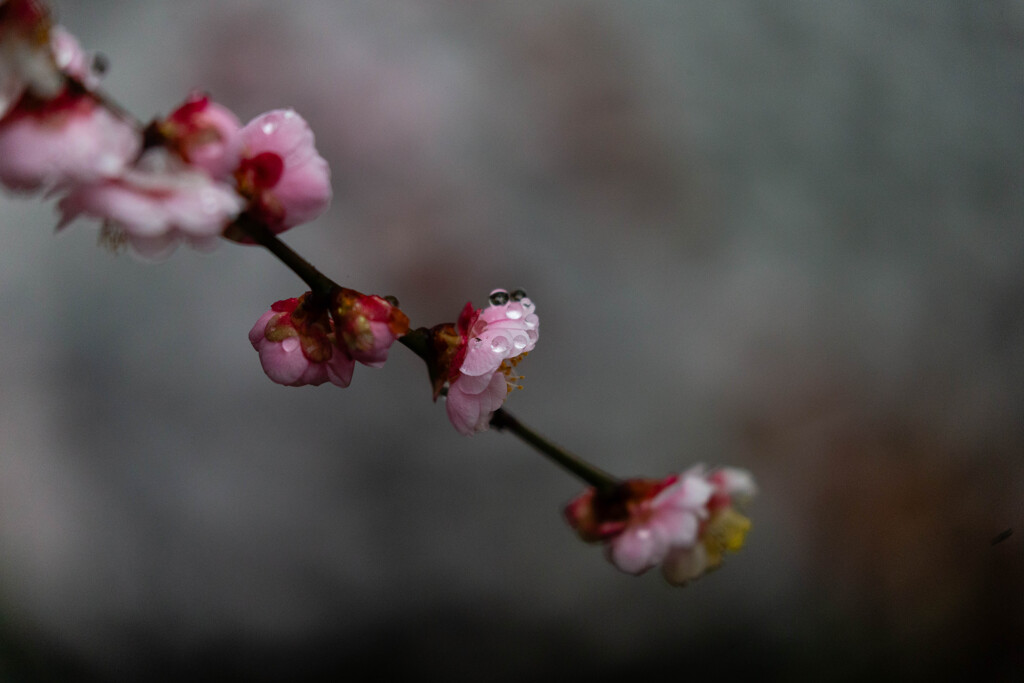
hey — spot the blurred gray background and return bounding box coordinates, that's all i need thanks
[1,0,1022,680]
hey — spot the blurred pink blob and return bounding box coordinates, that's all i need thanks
[57,148,244,260]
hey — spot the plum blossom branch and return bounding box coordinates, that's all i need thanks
[490,408,620,491]
[227,212,335,300]
[0,0,758,586]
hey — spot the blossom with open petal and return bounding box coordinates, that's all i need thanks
[235,108,331,233]
[57,148,244,259]
[0,19,136,193]
[443,288,539,435]
[0,0,63,118]
[0,91,139,192]
[565,466,755,584]
[660,467,757,585]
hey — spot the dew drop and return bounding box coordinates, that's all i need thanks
[505,302,524,320]
[490,336,510,353]
[261,121,278,135]
[91,52,109,75]
[511,288,527,301]
[282,338,300,352]
[513,335,528,350]
[489,289,509,306]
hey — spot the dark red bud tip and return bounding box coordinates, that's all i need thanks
[239,151,284,189]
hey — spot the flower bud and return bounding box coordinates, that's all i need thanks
[235,109,331,234]
[331,287,409,368]
[248,295,354,388]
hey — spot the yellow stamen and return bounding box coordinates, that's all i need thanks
[702,508,751,567]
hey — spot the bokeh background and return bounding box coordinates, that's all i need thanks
[1,0,1022,680]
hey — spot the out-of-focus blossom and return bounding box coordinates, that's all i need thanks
[249,295,354,388]
[564,467,755,584]
[331,287,409,367]
[250,289,407,388]
[438,289,539,435]
[660,467,756,585]
[153,92,242,179]
[0,11,134,193]
[0,91,139,192]
[49,25,94,86]
[0,0,62,118]
[235,108,331,234]
[57,148,244,260]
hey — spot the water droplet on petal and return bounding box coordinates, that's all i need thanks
[511,288,527,301]
[523,314,538,329]
[527,329,538,342]
[505,302,524,320]
[489,289,509,306]
[282,338,300,352]
[491,336,510,353]
[261,121,277,135]
[513,335,528,350]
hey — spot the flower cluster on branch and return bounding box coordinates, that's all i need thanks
[0,0,755,587]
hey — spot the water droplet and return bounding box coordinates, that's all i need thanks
[513,335,528,350]
[491,336,510,353]
[524,314,538,329]
[282,338,300,352]
[489,289,509,306]
[261,121,277,135]
[505,302,524,320]
[511,288,527,301]
[527,330,538,342]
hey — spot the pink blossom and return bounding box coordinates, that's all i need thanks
[444,289,539,435]
[446,370,509,436]
[57,148,244,260]
[235,109,331,233]
[0,0,63,117]
[0,91,139,192]
[660,467,756,585]
[564,467,756,584]
[156,92,242,179]
[249,297,354,388]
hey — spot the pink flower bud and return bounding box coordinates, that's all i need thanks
[249,290,407,388]
[157,92,242,178]
[236,109,331,233]
[331,288,409,368]
[248,297,354,388]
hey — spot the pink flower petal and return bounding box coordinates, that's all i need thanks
[446,371,506,435]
